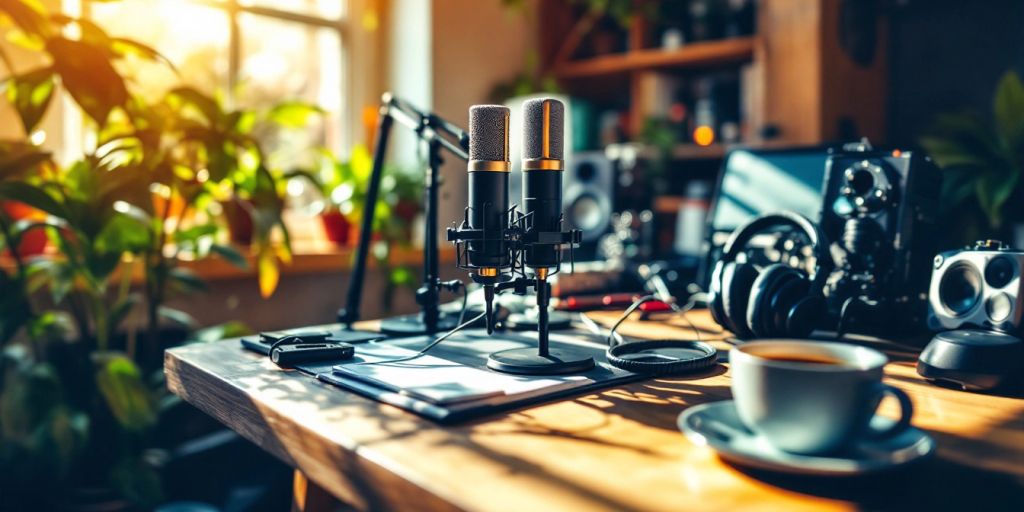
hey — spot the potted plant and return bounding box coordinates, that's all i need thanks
[315,145,374,247]
[157,87,323,297]
[920,70,1024,247]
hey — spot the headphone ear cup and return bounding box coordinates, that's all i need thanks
[746,265,801,338]
[785,295,826,338]
[708,261,729,328]
[769,277,811,336]
[721,262,760,339]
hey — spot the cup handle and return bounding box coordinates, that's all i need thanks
[866,384,914,439]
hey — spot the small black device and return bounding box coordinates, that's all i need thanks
[917,329,1024,391]
[927,240,1024,334]
[260,330,331,344]
[707,211,834,339]
[242,330,365,356]
[820,143,942,337]
[270,342,355,368]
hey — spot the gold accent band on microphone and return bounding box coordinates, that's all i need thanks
[468,160,511,172]
[477,267,498,277]
[542,100,551,159]
[522,158,564,171]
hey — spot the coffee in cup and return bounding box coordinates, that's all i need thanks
[730,340,913,455]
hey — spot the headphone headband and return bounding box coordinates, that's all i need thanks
[720,211,834,280]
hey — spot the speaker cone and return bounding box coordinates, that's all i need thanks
[939,263,982,316]
[984,255,1015,289]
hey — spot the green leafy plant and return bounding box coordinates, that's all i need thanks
[0,3,168,505]
[920,70,1024,243]
[125,86,316,299]
[0,141,55,343]
[0,1,296,507]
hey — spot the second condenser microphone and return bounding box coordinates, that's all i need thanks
[522,97,565,273]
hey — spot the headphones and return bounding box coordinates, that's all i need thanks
[708,212,834,339]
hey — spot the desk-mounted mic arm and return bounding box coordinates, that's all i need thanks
[337,92,469,331]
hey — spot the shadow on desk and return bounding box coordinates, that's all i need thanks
[730,452,1024,511]
[471,365,731,451]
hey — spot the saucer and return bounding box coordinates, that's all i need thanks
[677,400,936,476]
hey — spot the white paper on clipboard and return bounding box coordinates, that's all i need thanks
[333,343,591,406]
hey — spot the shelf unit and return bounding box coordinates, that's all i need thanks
[539,0,888,148]
[554,36,758,79]
[537,0,889,253]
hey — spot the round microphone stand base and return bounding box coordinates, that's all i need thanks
[506,309,574,331]
[378,313,461,336]
[487,347,595,375]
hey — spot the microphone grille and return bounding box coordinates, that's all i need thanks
[523,98,564,161]
[469,105,510,162]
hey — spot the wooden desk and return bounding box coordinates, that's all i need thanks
[164,310,1024,511]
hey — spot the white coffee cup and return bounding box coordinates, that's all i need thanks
[730,340,914,455]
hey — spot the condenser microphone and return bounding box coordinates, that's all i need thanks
[466,105,512,333]
[522,97,565,276]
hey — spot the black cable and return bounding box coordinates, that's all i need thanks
[268,335,303,354]
[600,294,716,375]
[457,281,468,326]
[605,295,702,347]
[356,311,487,366]
[607,295,658,346]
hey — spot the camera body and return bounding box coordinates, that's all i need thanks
[928,240,1024,334]
[819,147,943,337]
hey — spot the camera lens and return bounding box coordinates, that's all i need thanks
[939,263,982,316]
[984,256,1015,288]
[849,169,875,197]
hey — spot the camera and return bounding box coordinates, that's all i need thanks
[819,144,943,337]
[928,240,1024,334]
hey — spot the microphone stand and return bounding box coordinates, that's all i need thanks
[337,92,469,335]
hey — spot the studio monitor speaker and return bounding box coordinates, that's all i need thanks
[564,151,614,248]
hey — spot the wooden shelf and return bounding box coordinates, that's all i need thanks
[554,37,758,79]
[670,144,729,160]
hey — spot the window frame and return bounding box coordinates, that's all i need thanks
[81,0,372,153]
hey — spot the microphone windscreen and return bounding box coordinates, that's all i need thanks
[469,105,510,162]
[522,98,564,161]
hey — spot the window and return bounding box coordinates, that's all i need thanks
[86,0,351,160]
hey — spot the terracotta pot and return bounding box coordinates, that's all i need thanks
[223,198,254,245]
[2,200,48,257]
[320,210,352,247]
[394,199,419,224]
